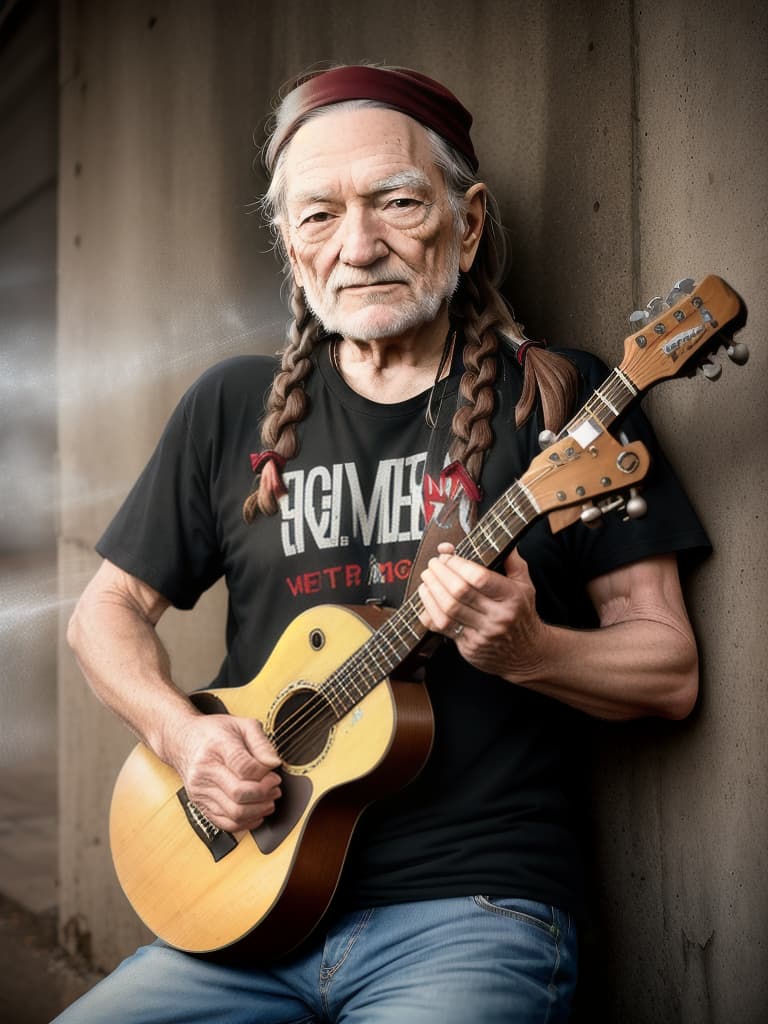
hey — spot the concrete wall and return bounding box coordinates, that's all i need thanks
[0,0,59,773]
[57,0,767,1018]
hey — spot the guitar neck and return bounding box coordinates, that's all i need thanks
[319,365,646,721]
[271,276,747,752]
[321,476,543,719]
[567,365,639,437]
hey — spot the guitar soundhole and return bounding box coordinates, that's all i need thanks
[272,687,335,769]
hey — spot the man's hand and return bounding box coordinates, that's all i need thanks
[419,542,698,721]
[169,714,283,833]
[418,542,547,681]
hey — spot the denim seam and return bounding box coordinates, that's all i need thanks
[544,924,562,1024]
[472,896,561,940]
[319,907,375,981]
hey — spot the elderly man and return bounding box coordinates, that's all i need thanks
[58,65,708,1023]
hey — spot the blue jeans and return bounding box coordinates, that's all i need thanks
[52,896,578,1023]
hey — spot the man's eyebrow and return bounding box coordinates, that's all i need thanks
[287,170,433,207]
[288,188,335,206]
[368,170,433,193]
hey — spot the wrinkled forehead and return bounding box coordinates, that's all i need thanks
[282,106,442,200]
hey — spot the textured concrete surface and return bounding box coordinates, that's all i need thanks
[0,891,101,1024]
[45,0,768,1020]
[0,760,58,915]
[0,758,101,1022]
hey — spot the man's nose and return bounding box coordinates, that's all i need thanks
[337,206,388,265]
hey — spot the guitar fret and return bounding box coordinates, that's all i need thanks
[324,680,349,718]
[506,484,537,522]
[401,616,422,639]
[577,370,636,429]
[337,668,365,703]
[322,605,429,720]
[376,630,402,661]
[594,384,620,417]
[461,533,484,561]
[614,366,638,398]
[475,516,503,556]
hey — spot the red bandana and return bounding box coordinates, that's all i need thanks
[288,66,478,171]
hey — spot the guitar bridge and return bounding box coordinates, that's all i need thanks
[177,788,238,862]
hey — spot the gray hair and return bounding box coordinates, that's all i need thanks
[260,97,509,288]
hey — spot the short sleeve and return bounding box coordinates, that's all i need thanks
[96,388,223,609]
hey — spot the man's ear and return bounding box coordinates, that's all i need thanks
[459,183,487,273]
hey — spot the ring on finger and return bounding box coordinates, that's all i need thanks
[452,622,464,638]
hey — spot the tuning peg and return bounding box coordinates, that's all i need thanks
[646,296,665,317]
[699,358,722,381]
[625,488,648,519]
[538,429,558,450]
[666,278,695,306]
[580,502,603,528]
[629,308,650,328]
[726,340,749,365]
[672,277,695,294]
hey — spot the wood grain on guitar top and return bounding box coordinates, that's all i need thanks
[109,605,434,955]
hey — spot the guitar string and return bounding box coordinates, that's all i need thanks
[273,411,635,759]
[270,371,641,760]
[271,463,586,759]
[270,369,642,759]
[274,316,723,756]
[269,486,540,761]
[269,478,543,759]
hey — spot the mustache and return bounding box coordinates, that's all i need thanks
[330,267,412,291]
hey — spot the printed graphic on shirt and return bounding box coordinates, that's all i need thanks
[283,555,414,599]
[279,454,428,556]
[276,453,474,600]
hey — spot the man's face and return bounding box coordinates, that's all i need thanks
[279,107,464,343]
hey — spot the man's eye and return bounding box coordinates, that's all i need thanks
[387,197,421,209]
[301,211,332,225]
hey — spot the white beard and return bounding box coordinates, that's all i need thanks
[300,235,462,342]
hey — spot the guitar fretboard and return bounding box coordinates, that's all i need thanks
[578,367,638,426]
[322,479,549,718]
[320,364,640,721]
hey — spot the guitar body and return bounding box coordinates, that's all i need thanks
[109,605,434,956]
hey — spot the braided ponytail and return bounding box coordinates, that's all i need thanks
[242,283,321,521]
[436,137,579,485]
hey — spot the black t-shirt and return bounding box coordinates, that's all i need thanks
[97,341,710,916]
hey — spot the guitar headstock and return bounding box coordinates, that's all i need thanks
[619,275,747,391]
[520,431,651,534]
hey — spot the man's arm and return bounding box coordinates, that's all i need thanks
[417,547,698,721]
[67,559,282,830]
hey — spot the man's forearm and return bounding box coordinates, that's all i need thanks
[66,561,200,766]
[509,615,699,721]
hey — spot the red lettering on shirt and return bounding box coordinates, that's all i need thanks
[394,559,411,580]
[304,571,322,594]
[345,564,362,587]
[285,575,304,596]
[322,565,343,589]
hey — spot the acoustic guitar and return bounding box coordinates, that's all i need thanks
[109,274,746,956]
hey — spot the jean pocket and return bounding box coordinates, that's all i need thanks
[473,896,558,938]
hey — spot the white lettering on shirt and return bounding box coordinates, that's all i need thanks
[279,453,427,556]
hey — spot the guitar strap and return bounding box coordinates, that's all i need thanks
[401,346,484,602]
[401,341,524,602]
